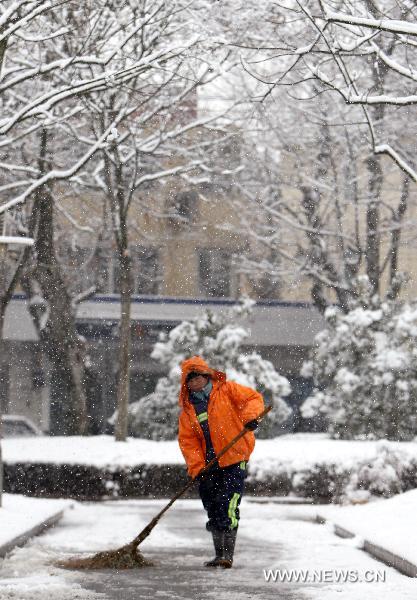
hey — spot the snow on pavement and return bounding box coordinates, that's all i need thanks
[241,499,417,599]
[0,498,416,600]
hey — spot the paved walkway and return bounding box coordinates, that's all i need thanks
[76,502,305,600]
[1,499,415,600]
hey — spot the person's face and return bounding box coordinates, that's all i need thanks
[187,374,209,393]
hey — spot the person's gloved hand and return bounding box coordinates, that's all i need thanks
[245,419,258,431]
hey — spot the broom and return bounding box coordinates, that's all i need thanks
[58,405,272,570]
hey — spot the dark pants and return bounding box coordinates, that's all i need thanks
[198,462,247,532]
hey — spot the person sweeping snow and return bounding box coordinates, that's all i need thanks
[178,356,264,569]
[58,355,268,572]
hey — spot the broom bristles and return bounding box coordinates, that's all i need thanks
[56,544,153,570]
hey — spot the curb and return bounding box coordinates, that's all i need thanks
[0,509,65,558]
[247,497,314,505]
[316,514,417,578]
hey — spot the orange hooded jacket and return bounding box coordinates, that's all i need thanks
[178,356,264,479]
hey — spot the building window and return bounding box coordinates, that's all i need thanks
[198,248,232,298]
[167,190,198,226]
[248,270,282,300]
[94,250,111,293]
[112,259,121,293]
[135,246,161,295]
[94,246,161,296]
[0,363,9,413]
[59,245,97,295]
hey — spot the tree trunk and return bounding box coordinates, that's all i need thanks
[0,303,5,508]
[387,176,409,299]
[115,249,133,442]
[0,242,8,507]
[27,183,89,435]
[364,5,388,296]
[0,212,26,507]
[0,38,7,77]
[366,154,383,295]
[0,414,2,507]
[0,298,6,341]
[21,130,88,435]
[0,243,9,339]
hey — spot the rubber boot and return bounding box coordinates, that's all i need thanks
[204,529,225,567]
[219,528,237,568]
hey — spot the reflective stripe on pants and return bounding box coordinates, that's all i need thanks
[198,462,247,532]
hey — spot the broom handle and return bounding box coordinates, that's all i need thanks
[130,405,272,550]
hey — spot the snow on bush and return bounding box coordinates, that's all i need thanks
[5,433,417,501]
[122,298,291,439]
[342,442,415,504]
[114,377,180,440]
[301,276,417,441]
[291,463,347,502]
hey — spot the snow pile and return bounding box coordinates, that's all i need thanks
[0,498,101,600]
[0,494,71,550]
[319,488,417,568]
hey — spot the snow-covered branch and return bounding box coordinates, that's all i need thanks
[375,145,417,184]
[0,111,127,214]
[324,11,417,38]
[241,1,417,184]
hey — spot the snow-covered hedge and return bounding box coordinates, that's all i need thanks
[248,443,417,503]
[5,450,417,502]
[301,276,417,441]
[341,443,417,503]
[3,462,191,500]
[4,434,417,502]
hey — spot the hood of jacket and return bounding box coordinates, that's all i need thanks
[178,355,226,406]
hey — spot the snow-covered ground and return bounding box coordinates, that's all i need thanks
[3,433,417,472]
[318,488,417,568]
[0,495,71,551]
[0,498,416,600]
